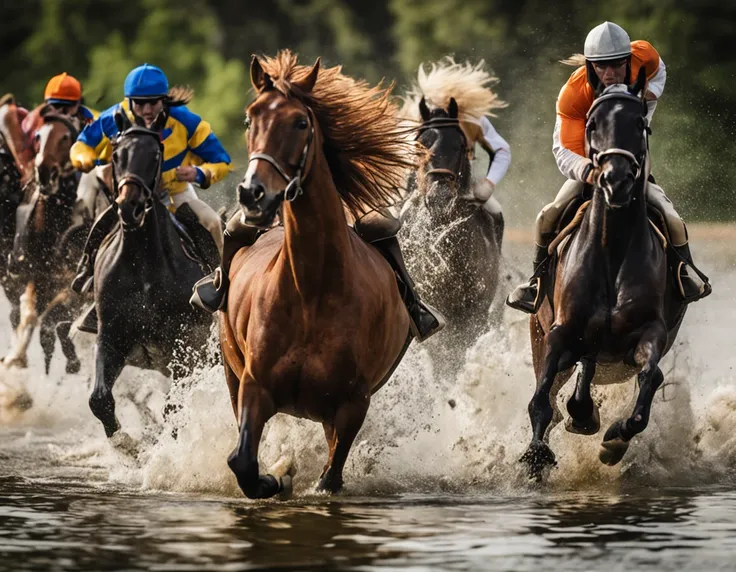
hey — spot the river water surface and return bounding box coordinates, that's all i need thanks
[1,227,735,571]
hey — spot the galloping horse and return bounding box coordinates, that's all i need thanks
[400,96,503,350]
[221,51,417,498]
[88,110,213,438]
[520,71,688,479]
[3,108,85,373]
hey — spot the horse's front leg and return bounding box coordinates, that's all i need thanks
[565,357,600,435]
[600,323,667,465]
[317,391,370,494]
[227,380,287,499]
[521,325,576,480]
[89,337,127,437]
[3,281,37,369]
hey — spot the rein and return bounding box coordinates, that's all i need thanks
[248,109,314,203]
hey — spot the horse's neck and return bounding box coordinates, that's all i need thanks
[120,202,180,264]
[586,178,648,266]
[280,149,352,299]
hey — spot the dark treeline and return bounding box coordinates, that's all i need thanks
[3,0,734,220]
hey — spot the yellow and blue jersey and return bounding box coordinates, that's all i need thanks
[71,100,232,195]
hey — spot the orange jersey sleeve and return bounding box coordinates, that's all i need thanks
[556,66,594,157]
[630,40,661,82]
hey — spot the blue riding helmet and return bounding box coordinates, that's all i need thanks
[124,64,169,99]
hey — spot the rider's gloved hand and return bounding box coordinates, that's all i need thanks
[473,178,496,202]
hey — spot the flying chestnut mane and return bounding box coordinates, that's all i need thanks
[255,50,421,217]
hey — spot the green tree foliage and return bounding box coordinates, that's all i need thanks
[2,0,734,219]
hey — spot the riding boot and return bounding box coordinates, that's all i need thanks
[673,243,712,302]
[190,214,263,313]
[76,302,99,335]
[174,202,221,272]
[71,205,117,294]
[506,237,553,314]
[370,235,446,342]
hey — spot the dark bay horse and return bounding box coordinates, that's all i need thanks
[400,97,503,351]
[521,72,688,479]
[220,52,415,498]
[89,110,213,438]
[3,110,85,373]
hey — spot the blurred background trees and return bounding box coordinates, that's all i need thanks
[2,0,734,221]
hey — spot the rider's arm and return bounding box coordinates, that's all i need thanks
[70,107,116,171]
[479,116,511,186]
[632,40,666,123]
[170,107,232,189]
[553,78,594,182]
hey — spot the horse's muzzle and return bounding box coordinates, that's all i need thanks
[238,178,281,227]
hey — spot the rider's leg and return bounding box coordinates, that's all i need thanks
[506,180,583,314]
[190,212,263,313]
[481,196,504,247]
[646,182,711,301]
[171,185,224,253]
[354,209,445,342]
[71,205,118,295]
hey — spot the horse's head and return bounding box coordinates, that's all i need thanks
[111,108,165,229]
[238,56,320,227]
[34,106,81,195]
[416,97,470,217]
[586,67,650,208]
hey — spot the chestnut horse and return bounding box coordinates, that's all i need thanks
[221,51,416,498]
[3,109,85,373]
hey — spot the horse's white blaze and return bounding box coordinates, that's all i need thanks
[34,124,54,167]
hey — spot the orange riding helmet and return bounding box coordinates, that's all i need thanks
[44,72,83,104]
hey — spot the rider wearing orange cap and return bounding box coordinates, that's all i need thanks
[2,73,96,180]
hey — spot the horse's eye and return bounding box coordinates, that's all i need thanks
[34,132,41,141]
[296,118,308,130]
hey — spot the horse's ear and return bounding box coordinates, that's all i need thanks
[150,111,168,133]
[250,55,272,93]
[630,66,647,98]
[419,97,430,121]
[448,97,459,119]
[39,104,54,118]
[114,107,132,133]
[294,57,320,94]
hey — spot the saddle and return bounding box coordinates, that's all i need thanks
[171,202,220,274]
[541,196,676,316]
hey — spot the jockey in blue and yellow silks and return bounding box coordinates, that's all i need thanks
[70,63,232,334]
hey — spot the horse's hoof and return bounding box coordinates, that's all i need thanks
[66,358,81,375]
[279,475,293,499]
[599,437,629,466]
[565,407,601,435]
[519,441,557,481]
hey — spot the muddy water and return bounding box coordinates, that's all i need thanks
[1,226,735,571]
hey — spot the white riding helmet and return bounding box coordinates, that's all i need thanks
[584,22,631,62]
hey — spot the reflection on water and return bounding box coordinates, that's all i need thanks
[2,475,736,571]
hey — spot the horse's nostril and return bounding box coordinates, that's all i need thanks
[254,187,265,201]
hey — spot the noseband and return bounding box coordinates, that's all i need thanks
[247,108,314,203]
[417,117,468,180]
[586,92,650,182]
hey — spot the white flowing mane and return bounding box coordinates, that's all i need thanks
[400,57,507,124]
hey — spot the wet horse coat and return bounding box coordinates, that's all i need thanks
[221,52,415,498]
[521,75,688,478]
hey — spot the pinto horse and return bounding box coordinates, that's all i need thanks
[88,110,214,438]
[520,71,688,479]
[3,109,85,373]
[400,97,503,351]
[220,51,417,498]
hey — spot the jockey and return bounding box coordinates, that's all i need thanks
[462,115,510,217]
[0,73,95,183]
[507,21,711,314]
[70,63,231,333]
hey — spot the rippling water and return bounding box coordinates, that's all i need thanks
[1,227,735,570]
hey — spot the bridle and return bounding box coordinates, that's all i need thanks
[112,127,163,228]
[417,116,468,180]
[247,107,314,203]
[35,114,81,191]
[586,91,650,184]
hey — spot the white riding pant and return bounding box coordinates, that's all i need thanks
[535,179,687,247]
